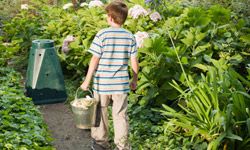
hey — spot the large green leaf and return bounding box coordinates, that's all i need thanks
[240,35,250,44]
[208,5,231,25]
[192,64,208,72]
[184,7,211,27]
[192,43,211,56]
[181,29,195,47]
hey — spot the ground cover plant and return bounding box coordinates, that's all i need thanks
[1,0,250,149]
[0,68,54,149]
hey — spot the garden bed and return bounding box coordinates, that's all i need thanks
[0,0,250,149]
[0,68,54,149]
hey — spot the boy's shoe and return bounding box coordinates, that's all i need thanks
[91,144,106,150]
[91,140,110,150]
[113,146,132,150]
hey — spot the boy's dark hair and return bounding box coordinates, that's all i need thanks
[105,1,128,25]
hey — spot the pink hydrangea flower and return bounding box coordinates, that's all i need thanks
[62,35,75,53]
[129,5,149,19]
[134,31,149,48]
[150,12,162,22]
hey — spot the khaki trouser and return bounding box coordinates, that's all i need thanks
[91,93,130,150]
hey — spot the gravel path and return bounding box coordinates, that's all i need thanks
[38,103,92,150]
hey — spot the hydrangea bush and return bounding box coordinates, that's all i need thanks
[1,0,250,149]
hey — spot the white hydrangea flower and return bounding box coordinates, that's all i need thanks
[150,12,162,22]
[88,0,104,8]
[128,5,149,19]
[3,43,11,46]
[134,31,149,48]
[80,2,88,7]
[63,3,73,10]
[21,4,28,10]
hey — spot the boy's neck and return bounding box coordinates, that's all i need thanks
[110,22,121,28]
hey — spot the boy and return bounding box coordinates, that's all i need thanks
[80,1,139,150]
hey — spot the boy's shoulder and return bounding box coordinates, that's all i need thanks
[96,27,134,38]
[96,28,111,36]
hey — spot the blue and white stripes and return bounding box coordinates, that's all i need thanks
[88,27,137,94]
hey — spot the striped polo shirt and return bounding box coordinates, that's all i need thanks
[88,27,137,94]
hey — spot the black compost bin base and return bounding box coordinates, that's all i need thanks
[25,87,67,105]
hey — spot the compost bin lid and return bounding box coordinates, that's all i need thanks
[32,39,54,49]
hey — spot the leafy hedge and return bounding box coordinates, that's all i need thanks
[0,68,54,150]
[1,0,250,149]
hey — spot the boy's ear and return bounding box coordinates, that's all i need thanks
[109,16,114,22]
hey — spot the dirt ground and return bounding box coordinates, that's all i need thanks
[38,103,92,150]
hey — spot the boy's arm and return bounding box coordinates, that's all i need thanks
[81,55,100,90]
[130,56,139,91]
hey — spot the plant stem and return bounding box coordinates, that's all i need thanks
[167,29,192,89]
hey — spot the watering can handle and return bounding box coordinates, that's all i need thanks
[75,87,94,100]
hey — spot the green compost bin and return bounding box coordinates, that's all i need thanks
[25,39,67,104]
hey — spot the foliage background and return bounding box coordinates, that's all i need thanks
[0,0,250,149]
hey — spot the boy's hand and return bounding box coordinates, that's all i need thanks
[80,81,89,91]
[130,80,137,91]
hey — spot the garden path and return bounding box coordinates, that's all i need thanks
[38,103,92,150]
